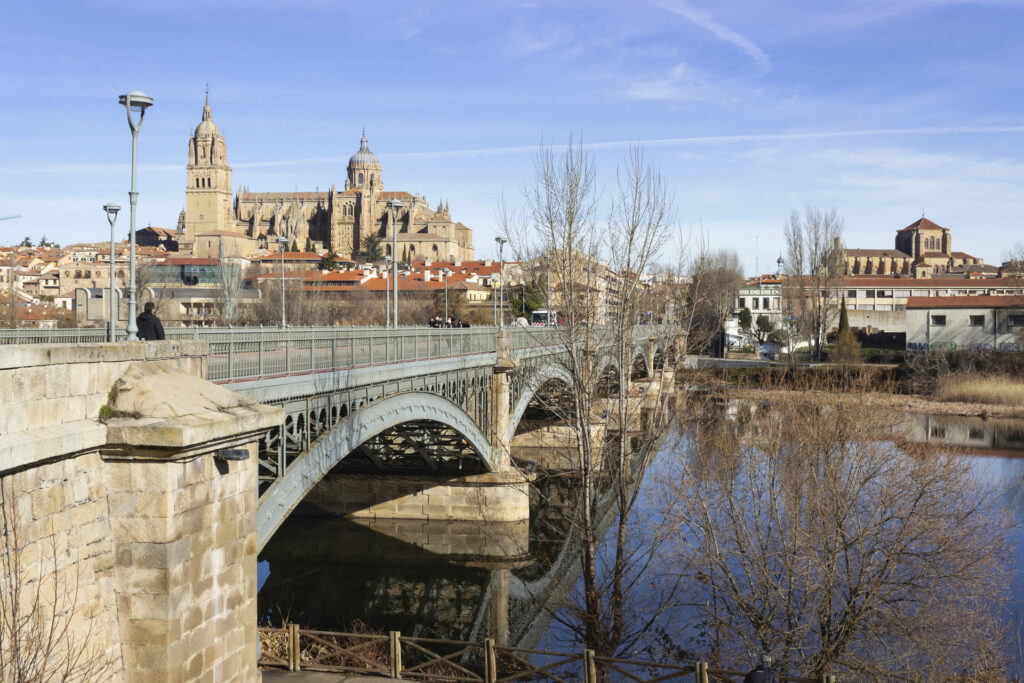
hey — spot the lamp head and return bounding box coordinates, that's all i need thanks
[276,236,288,244]
[118,90,153,113]
[103,203,121,221]
[495,237,508,245]
[386,199,404,210]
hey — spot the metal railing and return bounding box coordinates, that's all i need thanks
[258,626,834,682]
[0,324,667,384]
[204,327,498,383]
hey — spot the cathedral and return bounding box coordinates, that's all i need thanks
[181,97,475,262]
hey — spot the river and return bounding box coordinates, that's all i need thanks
[257,410,1024,660]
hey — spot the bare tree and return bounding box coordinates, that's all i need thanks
[783,207,844,361]
[659,388,1012,679]
[0,480,113,681]
[501,139,683,666]
[215,244,245,325]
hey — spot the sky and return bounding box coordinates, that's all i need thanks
[1,0,1023,273]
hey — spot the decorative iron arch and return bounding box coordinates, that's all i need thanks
[258,392,494,550]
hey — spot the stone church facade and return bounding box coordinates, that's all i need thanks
[844,217,983,278]
[181,98,474,262]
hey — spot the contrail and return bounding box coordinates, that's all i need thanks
[231,125,1024,168]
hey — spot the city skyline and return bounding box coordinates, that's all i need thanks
[2,0,1023,271]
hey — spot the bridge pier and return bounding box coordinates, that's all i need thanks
[301,470,531,522]
[0,342,280,683]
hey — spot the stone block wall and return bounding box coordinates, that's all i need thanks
[105,448,258,682]
[304,471,531,522]
[0,452,124,679]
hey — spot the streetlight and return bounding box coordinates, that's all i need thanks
[277,236,288,327]
[442,268,452,321]
[495,237,507,327]
[117,90,153,341]
[103,203,121,342]
[386,199,403,328]
[383,255,392,328]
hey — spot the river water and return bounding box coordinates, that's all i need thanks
[257,411,1024,654]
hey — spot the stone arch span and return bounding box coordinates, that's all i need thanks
[258,392,494,550]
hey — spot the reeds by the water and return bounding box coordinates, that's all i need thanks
[935,374,1024,406]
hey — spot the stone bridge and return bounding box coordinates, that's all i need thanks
[0,325,669,682]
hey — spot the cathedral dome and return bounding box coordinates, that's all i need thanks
[348,132,380,168]
[194,99,221,139]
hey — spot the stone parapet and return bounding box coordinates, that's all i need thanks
[0,341,208,473]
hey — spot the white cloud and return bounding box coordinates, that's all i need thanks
[653,0,771,72]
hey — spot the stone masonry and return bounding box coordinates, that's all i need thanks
[0,341,281,682]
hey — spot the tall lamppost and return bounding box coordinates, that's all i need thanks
[386,199,403,328]
[277,236,288,327]
[103,203,121,341]
[382,256,390,328]
[118,90,153,341]
[443,268,452,321]
[495,237,507,327]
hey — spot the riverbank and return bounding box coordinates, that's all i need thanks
[730,386,1024,419]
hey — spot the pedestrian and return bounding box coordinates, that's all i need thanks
[743,654,780,683]
[136,301,165,341]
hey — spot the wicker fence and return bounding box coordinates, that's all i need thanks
[257,626,836,683]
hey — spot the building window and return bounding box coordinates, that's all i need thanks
[763,297,769,309]
[752,298,759,309]
[737,297,745,308]
[931,315,946,326]
[358,173,364,185]
[847,290,856,298]
[1008,315,1024,327]
[969,315,985,327]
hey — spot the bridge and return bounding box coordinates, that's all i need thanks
[0,324,671,682]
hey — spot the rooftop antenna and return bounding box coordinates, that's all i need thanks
[755,234,759,284]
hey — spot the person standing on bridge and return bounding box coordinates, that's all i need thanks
[136,301,165,341]
[743,654,780,683]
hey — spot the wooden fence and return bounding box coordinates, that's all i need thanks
[257,626,837,683]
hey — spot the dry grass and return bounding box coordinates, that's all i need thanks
[935,374,1024,406]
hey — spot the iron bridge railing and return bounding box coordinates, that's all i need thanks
[0,325,667,384]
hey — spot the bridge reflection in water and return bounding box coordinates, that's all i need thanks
[257,461,606,651]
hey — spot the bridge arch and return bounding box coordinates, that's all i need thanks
[258,392,494,549]
[508,362,574,443]
[507,351,631,443]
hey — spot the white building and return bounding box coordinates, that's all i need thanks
[906,295,1024,352]
[727,277,784,344]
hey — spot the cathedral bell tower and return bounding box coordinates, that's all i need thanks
[185,93,233,236]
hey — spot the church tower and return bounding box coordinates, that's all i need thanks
[185,94,233,236]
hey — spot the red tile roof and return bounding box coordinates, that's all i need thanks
[140,227,176,237]
[907,295,1024,309]
[252,252,323,262]
[898,217,949,232]
[841,276,1024,287]
[846,248,910,258]
[161,257,218,265]
[239,191,326,200]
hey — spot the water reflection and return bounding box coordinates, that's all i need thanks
[901,413,1024,456]
[257,473,585,648]
[258,406,1024,667]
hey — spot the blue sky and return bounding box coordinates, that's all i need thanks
[2,0,1023,272]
